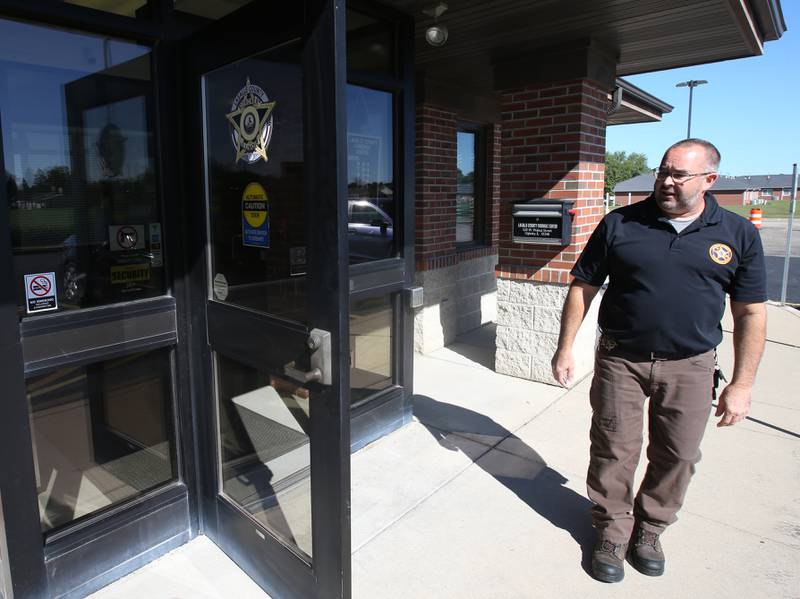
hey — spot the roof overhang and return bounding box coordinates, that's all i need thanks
[607,78,673,126]
[383,0,786,95]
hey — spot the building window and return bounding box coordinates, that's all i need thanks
[346,85,395,264]
[0,19,163,318]
[346,9,396,76]
[456,125,485,245]
[349,294,393,406]
[27,349,177,533]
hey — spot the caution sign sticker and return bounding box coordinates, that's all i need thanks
[242,182,270,248]
[111,263,151,285]
[25,272,58,314]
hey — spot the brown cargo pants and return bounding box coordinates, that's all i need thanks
[587,346,716,542]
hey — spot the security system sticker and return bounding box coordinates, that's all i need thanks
[111,263,150,285]
[109,224,145,251]
[213,273,229,301]
[226,78,276,164]
[709,243,733,265]
[149,223,163,267]
[242,183,270,248]
[24,272,58,314]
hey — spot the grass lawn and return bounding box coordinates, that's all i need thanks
[724,199,798,219]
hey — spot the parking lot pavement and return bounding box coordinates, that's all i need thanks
[759,219,799,303]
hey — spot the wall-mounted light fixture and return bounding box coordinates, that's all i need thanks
[423,2,449,47]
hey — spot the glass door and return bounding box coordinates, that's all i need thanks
[183,2,350,598]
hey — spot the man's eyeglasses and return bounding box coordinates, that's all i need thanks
[653,168,715,184]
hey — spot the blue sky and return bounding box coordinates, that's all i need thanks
[606,2,799,177]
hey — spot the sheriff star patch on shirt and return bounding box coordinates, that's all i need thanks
[709,242,733,265]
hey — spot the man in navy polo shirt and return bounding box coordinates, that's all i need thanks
[551,139,766,583]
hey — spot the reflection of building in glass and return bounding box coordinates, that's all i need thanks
[346,85,395,263]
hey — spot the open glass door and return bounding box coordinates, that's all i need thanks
[183,3,350,598]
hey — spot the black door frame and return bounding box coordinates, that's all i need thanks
[345,0,416,452]
[0,5,197,598]
[179,2,351,598]
[0,0,413,596]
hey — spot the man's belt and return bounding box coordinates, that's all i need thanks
[598,335,706,361]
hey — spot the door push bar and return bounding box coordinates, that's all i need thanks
[283,328,332,386]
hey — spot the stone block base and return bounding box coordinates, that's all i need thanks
[495,278,601,386]
[413,253,498,354]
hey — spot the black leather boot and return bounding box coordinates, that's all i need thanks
[630,526,665,576]
[592,538,627,583]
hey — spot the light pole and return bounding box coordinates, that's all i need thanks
[675,79,708,138]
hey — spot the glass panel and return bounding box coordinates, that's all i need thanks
[346,9,395,76]
[215,354,312,559]
[204,43,307,322]
[64,0,148,19]
[26,349,176,532]
[346,85,394,264]
[456,130,476,243]
[0,19,163,318]
[173,0,251,21]
[350,295,393,404]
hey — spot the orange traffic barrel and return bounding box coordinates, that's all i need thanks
[749,207,763,229]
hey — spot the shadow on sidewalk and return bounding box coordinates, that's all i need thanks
[413,394,596,577]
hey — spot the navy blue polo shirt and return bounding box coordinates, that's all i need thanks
[572,193,767,356]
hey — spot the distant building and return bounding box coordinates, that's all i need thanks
[614,172,795,206]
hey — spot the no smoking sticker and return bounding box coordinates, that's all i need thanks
[24,272,58,314]
[109,224,145,252]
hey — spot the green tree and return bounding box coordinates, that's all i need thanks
[604,151,649,195]
[456,167,474,185]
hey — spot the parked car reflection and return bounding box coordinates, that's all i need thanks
[348,199,393,262]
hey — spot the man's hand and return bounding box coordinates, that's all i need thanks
[715,383,751,427]
[551,280,601,388]
[716,300,765,428]
[551,348,575,387]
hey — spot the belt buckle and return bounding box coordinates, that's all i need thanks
[650,352,668,361]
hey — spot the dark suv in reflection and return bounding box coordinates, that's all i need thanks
[347,199,393,262]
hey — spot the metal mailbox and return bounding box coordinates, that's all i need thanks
[512,199,575,245]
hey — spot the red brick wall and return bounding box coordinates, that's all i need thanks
[709,190,743,207]
[615,190,746,207]
[496,79,608,284]
[614,191,649,206]
[415,105,457,266]
[415,106,502,272]
[487,123,502,248]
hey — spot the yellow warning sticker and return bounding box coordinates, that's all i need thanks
[111,263,151,284]
[242,182,270,248]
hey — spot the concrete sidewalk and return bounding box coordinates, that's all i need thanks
[91,303,800,598]
[352,302,800,598]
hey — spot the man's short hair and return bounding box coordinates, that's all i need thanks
[664,138,721,171]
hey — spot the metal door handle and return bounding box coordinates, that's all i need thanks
[283,361,323,383]
[283,328,332,386]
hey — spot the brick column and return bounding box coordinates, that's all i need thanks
[495,79,608,384]
[415,104,457,265]
[412,106,501,353]
[487,123,502,248]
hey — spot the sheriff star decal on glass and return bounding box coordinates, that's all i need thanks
[226,78,276,164]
